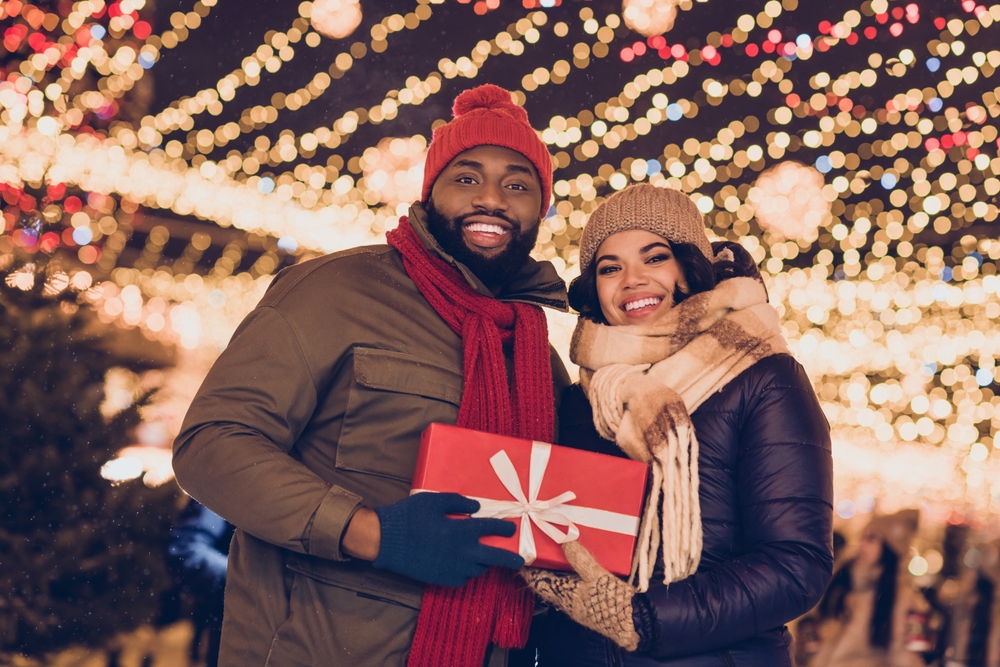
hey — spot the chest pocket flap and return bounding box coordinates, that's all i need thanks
[336,348,463,482]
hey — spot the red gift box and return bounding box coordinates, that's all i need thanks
[411,422,649,576]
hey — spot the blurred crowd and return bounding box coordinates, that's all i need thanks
[791,509,1000,667]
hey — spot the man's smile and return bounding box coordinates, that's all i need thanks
[462,217,513,249]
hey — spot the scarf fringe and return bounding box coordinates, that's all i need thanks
[577,278,786,592]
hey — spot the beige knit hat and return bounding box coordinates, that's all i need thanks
[578,184,713,271]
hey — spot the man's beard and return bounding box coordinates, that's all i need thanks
[424,200,539,287]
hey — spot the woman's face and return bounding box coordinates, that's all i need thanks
[855,531,884,569]
[594,229,686,327]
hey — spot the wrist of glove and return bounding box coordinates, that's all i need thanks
[520,541,653,653]
[373,491,525,588]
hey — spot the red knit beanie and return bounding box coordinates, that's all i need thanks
[421,84,553,217]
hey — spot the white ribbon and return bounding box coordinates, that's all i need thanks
[412,441,640,566]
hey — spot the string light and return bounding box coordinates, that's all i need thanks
[4,0,1000,519]
[622,0,679,37]
[308,0,363,39]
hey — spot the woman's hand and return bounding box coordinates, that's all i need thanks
[520,541,641,651]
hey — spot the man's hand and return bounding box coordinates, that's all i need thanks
[370,492,525,587]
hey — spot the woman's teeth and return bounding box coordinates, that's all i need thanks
[623,297,662,312]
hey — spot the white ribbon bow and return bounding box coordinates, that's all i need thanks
[413,441,640,566]
[469,443,581,566]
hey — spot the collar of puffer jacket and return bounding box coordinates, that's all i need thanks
[406,201,569,312]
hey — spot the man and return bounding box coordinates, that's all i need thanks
[172,83,569,667]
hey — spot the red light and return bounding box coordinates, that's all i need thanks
[633,41,647,56]
[818,20,831,33]
[953,131,967,145]
[889,22,903,36]
[762,41,776,53]
[846,32,859,44]
[876,12,889,23]
[924,138,940,151]
[40,232,60,254]
[786,93,801,107]
[133,21,152,40]
[620,47,635,62]
[864,26,877,39]
[745,43,759,56]
[670,44,685,58]
[768,29,781,43]
[701,45,717,60]
[934,17,946,29]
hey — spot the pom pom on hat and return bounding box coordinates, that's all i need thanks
[422,84,551,216]
[452,84,529,123]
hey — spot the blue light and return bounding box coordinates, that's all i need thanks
[90,24,106,40]
[928,97,943,112]
[969,251,983,266]
[836,499,856,519]
[796,34,811,47]
[540,0,556,5]
[880,173,897,189]
[977,368,994,386]
[544,205,557,219]
[258,177,275,194]
[815,155,832,173]
[277,235,299,252]
[922,362,938,376]
[666,103,683,121]
[207,289,227,308]
[926,57,940,72]
[646,159,662,176]
[941,266,953,281]
[138,53,155,69]
[72,226,93,245]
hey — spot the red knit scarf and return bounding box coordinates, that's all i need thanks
[387,217,554,667]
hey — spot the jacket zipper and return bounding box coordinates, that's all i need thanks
[609,640,623,667]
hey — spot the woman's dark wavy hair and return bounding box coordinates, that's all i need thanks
[568,239,766,324]
[817,543,899,648]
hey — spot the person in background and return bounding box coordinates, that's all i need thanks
[809,509,926,667]
[943,538,1000,667]
[521,183,835,667]
[166,498,235,667]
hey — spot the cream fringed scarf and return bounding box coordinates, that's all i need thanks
[570,277,789,592]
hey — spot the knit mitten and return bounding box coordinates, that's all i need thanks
[373,492,524,587]
[521,541,641,651]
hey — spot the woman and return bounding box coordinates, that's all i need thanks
[521,184,834,667]
[809,509,926,667]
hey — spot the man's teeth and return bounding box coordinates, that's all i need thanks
[465,222,508,235]
[623,297,662,312]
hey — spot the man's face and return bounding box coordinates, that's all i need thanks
[426,145,543,286]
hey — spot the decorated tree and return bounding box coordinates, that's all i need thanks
[0,264,179,657]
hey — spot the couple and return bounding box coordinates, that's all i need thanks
[172,83,833,667]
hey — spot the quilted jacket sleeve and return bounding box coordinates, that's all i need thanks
[643,355,834,658]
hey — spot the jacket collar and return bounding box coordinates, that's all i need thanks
[406,202,568,312]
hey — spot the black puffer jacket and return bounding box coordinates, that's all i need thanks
[533,353,834,667]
